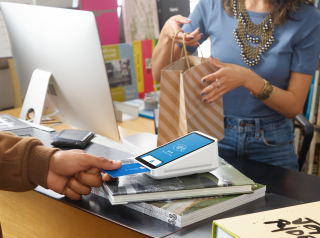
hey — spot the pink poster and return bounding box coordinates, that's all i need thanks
[79,0,119,45]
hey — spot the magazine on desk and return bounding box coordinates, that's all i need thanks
[97,157,255,205]
[92,184,266,228]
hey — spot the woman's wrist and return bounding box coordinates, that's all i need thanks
[243,70,265,95]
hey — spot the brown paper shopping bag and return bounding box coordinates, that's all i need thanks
[157,32,225,146]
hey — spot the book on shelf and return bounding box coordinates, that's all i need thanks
[133,39,160,99]
[122,0,160,43]
[79,0,119,46]
[93,184,266,228]
[309,70,320,124]
[102,43,139,102]
[306,73,316,121]
[312,143,320,176]
[100,157,255,205]
[212,201,320,238]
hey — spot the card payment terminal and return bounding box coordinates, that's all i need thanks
[135,131,219,179]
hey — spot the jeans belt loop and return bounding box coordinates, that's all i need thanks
[255,118,260,139]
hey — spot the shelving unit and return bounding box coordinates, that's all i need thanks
[306,124,320,175]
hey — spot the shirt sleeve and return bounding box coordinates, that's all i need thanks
[0,131,59,192]
[177,0,212,53]
[290,10,320,75]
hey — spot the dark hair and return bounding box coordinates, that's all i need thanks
[222,0,314,24]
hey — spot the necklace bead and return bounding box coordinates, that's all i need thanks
[232,0,274,67]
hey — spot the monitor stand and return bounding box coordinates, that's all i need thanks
[19,69,52,125]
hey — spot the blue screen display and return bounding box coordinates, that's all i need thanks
[141,133,213,167]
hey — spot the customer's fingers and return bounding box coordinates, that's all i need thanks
[69,149,87,154]
[76,170,103,187]
[67,177,91,195]
[64,186,82,200]
[102,172,115,182]
[78,154,122,171]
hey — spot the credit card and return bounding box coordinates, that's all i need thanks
[103,163,150,178]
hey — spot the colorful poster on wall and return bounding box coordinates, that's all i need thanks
[79,0,119,46]
[102,43,139,102]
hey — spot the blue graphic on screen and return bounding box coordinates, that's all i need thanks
[141,133,213,167]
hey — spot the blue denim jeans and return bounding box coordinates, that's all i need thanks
[218,115,298,171]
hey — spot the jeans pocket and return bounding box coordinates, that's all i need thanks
[260,121,294,147]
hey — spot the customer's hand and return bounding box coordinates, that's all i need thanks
[161,15,202,47]
[47,150,122,200]
[199,56,265,103]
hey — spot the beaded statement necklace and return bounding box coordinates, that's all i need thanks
[232,0,275,67]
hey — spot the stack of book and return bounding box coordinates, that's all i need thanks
[92,157,266,227]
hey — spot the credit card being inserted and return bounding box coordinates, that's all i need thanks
[103,163,150,178]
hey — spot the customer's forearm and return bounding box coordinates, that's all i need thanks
[0,132,59,192]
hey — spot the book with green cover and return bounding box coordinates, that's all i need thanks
[102,157,255,205]
[92,184,266,227]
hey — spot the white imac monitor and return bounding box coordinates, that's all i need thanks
[1,2,120,141]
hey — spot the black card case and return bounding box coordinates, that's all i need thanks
[51,129,95,149]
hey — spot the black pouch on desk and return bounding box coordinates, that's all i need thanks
[51,129,95,149]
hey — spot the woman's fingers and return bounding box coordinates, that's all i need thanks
[201,81,219,97]
[205,88,226,103]
[174,33,203,46]
[174,15,192,25]
[176,27,200,41]
[201,82,225,103]
[201,71,221,84]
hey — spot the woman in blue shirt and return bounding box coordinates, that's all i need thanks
[152,0,320,170]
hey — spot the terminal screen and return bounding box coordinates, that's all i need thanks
[137,133,214,168]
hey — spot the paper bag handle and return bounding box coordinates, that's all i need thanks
[170,29,183,64]
[170,30,205,68]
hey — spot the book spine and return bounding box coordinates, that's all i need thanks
[294,127,301,154]
[133,202,182,222]
[152,39,160,91]
[317,87,320,125]
[313,85,320,124]
[309,71,319,123]
[124,203,182,227]
[141,40,154,94]
[306,74,315,120]
[91,187,108,199]
[91,187,183,225]
[133,40,145,98]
